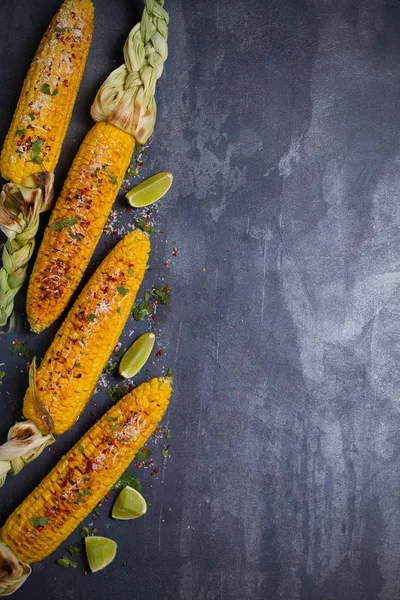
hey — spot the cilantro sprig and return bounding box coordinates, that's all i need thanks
[56,556,78,569]
[132,285,171,321]
[8,340,33,361]
[113,471,142,493]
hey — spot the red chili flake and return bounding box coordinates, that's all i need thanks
[151,468,159,477]
[13,338,20,345]
[45,509,52,517]
[23,365,29,372]
[152,315,157,321]
[172,247,177,257]
[138,161,144,167]
[125,207,131,213]
[164,262,169,267]
[155,350,163,358]
[86,460,94,472]
[135,462,142,469]
[90,411,95,417]
[155,427,160,433]
[226,250,230,253]
[105,492,111,499]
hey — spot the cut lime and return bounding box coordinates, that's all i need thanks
[85,536,117,573]
[125,171,173,208]
[112,485,147,520]
[119,332,155,379]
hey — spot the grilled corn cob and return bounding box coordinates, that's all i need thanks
[0,230,150,487]
[27,0,168,333]
[24,229,150,435]
[26,122,135,332]
[0,0,94,333]
[0,377,172,593]
[1,0,94,184]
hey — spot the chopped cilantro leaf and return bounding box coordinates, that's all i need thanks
[106,416,118,422]
[80,526,97,538]
[31,138,44,164]
[41,83,58,96]
[56,556,77,568]
[8,341,33,361]
[164,368,173,377]
[103,361,117,374]
[113,471,142,493]
[69,232,82,242]
[65,544,81,557]
[28,112,35,121]
[78,445,84,453]
[152,285,171,305]
[133,217,158,233]
[162,446,169,458]
[88,313,98,322]
[111,423,120,430]
[50,216,78,231]
[16,128,26,136]
[69,490,93,504]
[117,286,129,296]
[55,26,72,32]
[132,302,152,321]
[128,268,134,275]
[134,447,152,462]
[0,371,5,383]
[30,516,49,527]
[107,384,127,402]
[161,427,172,440]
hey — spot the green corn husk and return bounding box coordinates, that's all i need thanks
[0,542,31,596]
[0,172,54,332]
[90,0,168,144]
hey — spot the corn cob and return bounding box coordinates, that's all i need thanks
[26,0,168,333]
[0,0,94,184]
[0,0,94,333]
[23,229,150,435]
[26,122,135,332]
[0,377,172,593]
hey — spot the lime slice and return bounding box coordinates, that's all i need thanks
[125,172,173,208]
[119,332,155,379]
[85,536,117,573]
[112,485,147,520]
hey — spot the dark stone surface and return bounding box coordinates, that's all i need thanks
[1,0,400,598]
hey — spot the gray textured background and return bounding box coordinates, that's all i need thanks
[1,0,400,598]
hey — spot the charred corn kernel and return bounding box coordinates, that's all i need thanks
[0,0,94,185]
[23,230,150,435]
[2,377,172,563]
[26,121,135,332]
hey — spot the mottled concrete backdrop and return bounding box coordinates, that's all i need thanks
[1,0,400,599]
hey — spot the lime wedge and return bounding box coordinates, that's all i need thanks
[112,485,147,520]
[125,172,173,208]
[119,332,155,379]
[85,536,117,573]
